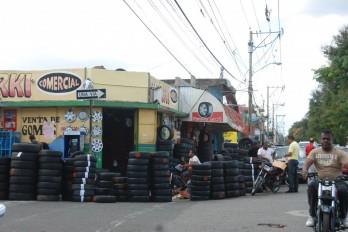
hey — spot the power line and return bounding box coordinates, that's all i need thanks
[173,0,244,84]
[148,0,215,75]
[123,0,195,77]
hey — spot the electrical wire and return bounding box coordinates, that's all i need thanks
[123,0,195,77]
[148,0,215,75]
[173,0,244,84]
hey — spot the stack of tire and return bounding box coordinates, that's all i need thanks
[174,138,194,161]
[223,160,240,198]
[113,176,128,202]
[62,158,74,201]
[37,150,63,201]
[127,152,150,202]
[241,161,254,194]
[0,157,11,200]
[156,125,174,157]
[210,161,225,199]
[9,143,40,200]
[94,171,118,203]
[150,151,172,202]
[238,175,246,196]
[71,154,96,202]
[190,163,211,201]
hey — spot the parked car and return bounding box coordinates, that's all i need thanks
[297,145,307,183]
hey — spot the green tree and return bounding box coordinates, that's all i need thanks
[290,25,348,145]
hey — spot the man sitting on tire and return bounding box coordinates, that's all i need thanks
[303,129,348,227]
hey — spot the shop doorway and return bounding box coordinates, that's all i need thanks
[102,108,135,175]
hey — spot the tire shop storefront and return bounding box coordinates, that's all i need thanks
[178,86,244,162]
[0,68,183,174]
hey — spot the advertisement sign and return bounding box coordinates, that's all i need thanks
[192,112,223,122]
[150,77,178,110]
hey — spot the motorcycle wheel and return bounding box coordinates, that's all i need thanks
[271,180,280,193]
[322,213,330,232]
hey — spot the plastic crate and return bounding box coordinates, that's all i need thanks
[0,131,20,157]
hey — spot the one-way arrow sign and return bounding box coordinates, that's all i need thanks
[76,89,106,100]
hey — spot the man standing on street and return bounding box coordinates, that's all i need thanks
[285,135,299,193]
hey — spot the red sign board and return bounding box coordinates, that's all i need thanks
[192,112,223,123]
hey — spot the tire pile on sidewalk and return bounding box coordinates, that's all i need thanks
[150,151,172,202]
[210,161,225,199]
[0,157,11,200]
[9,143,41,200]
[71,154,96,202]
[94,171,118,203]
[113,176,128,202]
[190,163,211,201]
[37,150,63,201]
[127,152,151,202]
[223,160,241,198]
[62,158,74,201]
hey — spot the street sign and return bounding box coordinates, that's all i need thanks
[76,89,106,100]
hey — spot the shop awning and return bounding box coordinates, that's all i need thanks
[179,87,246,133]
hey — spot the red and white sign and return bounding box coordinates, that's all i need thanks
[192,112,223,123]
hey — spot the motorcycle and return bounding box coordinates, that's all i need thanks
[251,161,283,196]
[308,173,346,232]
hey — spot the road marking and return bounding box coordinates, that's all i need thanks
[286,210,309,217]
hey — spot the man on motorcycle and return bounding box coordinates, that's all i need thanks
[302,129,348,227]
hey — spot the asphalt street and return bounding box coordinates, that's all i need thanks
[0,185,313,232]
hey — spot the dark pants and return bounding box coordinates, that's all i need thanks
[287,159,298,192]
[307,180,348,218]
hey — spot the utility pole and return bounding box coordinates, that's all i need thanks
[248,31,253,137]
[272,103,285,144]
[275,114,285,144]
[267,86,283,133]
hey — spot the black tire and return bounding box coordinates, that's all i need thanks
[153,170,170,177]
[191,185,210,191]
[210,161,223,169]
[190,195,210,201]
[72,196,93,202]
[73,154,97,162]
[152,176,170,184]
[251,176,263,196]
[12,143,41,153]
[211,177,224,184]
[152,195,172,202]
[191,180,211,186]
[127,178,148,184]
[322,213,330,232]
[128,190,149,196]
[152,183,171,189]
[129,152,151,160]
[225,183,240,190]
[10,176,36,184]
[192,169,211,176]
[97,180,113,188]
[152,189,171,195]
[37,195,60,201]
[0,175,8,182]
[37,176,62,183]
[73,172,95,179]
[128,159,149,165]
[191,175,211,181]
[11,160,37,169]
[94,195,117,203]
[73,189,95,196]
[157,125,174,142]
[191,164,211,170]
[211,184,225,192]
[127,171,148,178]
[73,161,96,168]
[127,165,148,172]
[211,169,224,177]
[151,158,169,165]
[223,161,239,168]
[39,169,61,176]
[112,177,127,184]
[152,151,170,158]
[0,166,9,174]
[9,184,36,193]
[224,169,239,176]
[73,178,95,185]
[11,152,38,161]
[71,184,95,190]
[74,167,96,173]
[37,182,61,189]
[39,150,62,157]
[39,163,63,170]
[128,196,150,202]
[97,172,120,181]
[211,191,225,199]
[0,157,10,165]
[128,184,148,190]
[39,156,62,163]
[9,192,35,200]
[152,164,169,170]
[37,188,61,195]
[10,168,36,176]
[113,183,128,190]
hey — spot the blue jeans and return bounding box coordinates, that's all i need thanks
[287,159,299,192]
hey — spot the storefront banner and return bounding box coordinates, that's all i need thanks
[149,77,178,110]
[192,112,223,122]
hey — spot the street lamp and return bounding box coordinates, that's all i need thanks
[272,103,285,143]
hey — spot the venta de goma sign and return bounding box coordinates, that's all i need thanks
[37,72,82,94]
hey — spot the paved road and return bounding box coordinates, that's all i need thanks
[0,185,312,232]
